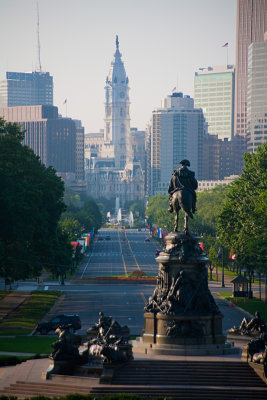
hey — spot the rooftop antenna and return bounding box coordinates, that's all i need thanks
[36,1,42,72]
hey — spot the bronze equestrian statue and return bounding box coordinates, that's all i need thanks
[168,159,198,232]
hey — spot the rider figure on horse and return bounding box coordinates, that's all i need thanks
[168,159,198,214]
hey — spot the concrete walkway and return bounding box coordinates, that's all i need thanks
[0,292,30,319]
[0,358,50,390]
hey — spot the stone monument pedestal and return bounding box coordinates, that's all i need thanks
[139,231,238,356]
[143,312,225,346]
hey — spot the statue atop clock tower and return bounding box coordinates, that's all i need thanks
[104,36,132,170]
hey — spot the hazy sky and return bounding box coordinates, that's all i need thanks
[0,0,236,132]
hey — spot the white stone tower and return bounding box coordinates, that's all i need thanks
[104,36,133,170]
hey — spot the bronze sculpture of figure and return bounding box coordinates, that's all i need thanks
[168,159,198,232]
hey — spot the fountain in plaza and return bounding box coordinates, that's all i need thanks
[117,208,122,223]
[115,197,120,214]
[129,211,134,226]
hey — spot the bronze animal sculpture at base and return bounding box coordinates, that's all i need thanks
[87,312,133,364]
[228,311,266,337]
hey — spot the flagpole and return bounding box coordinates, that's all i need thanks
[221,246,225,288]
[66,102,67,118]
[226,46,228,67]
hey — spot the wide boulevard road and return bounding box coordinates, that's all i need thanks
[15,228,251,336]
[76,228,160,279]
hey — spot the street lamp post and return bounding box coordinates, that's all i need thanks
[221,246,225,288]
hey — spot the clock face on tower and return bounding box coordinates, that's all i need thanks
[120,91,125,98]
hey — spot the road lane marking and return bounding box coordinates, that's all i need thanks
[118,229,128,275]
[125,232,141,271]
[140,292,148,305]
[81,243,95,279]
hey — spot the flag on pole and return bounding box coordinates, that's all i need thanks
[229,248,238,260]
[222,42,229,47]
[172,86,176,92]
[63,98,67,104]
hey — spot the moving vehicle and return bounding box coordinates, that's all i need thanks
[145,238,150,242]
[36,314,81,335]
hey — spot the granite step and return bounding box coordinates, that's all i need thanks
[112,360,266,387]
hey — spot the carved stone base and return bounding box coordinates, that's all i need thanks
[133,338,239,356]
[46,359,75,376]
[141,230,240,355]
[143,312,225,346]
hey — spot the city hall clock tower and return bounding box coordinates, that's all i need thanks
[104,36,133,170]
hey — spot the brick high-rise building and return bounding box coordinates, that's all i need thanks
[0,105,77,175]
[234,0,267,138]
[202,134,245,180]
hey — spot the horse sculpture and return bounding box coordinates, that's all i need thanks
[168,160,197,233]
[171,189,194,233]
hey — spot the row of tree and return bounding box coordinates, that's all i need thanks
[59,186,102,242]
[0,119,102,284]
[146,142,267,280]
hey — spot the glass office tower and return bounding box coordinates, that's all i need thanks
[194,66,235,140]
[0,71,53,106]
[247,33,267,152]
[234,0,267,138]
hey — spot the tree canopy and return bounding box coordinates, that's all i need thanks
[146,186,228,237]
[60,187,102,241]
[0,118,73,281]
[218,143,267,275]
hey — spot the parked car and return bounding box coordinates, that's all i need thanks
[145,238,150,242]
[155,249,161,256]
[36,314,81,335]
[98,237,104,241]
[105,236,111,240]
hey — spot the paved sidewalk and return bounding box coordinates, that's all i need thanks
[0,358,50,390]
[0,292,30,319]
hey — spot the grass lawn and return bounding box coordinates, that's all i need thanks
[0,336,55,354]
[219,293,267,320]
[0,290,61,335]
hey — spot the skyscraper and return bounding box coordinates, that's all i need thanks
[149,92,204,197]
[0,105,76,175]
[247,32,267,152]
[234,0,267,138]
[0,71,53,107]
[194,65,235,140]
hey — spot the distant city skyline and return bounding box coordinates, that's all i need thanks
[0,0,236,132]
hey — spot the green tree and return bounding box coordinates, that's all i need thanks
[129,200,146,219]
[60,187,102,238]
[59,217,81,241]
[146,186,228,238]
[63,185,82,211]
[0,118,72,282]
[218,143,267,280]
